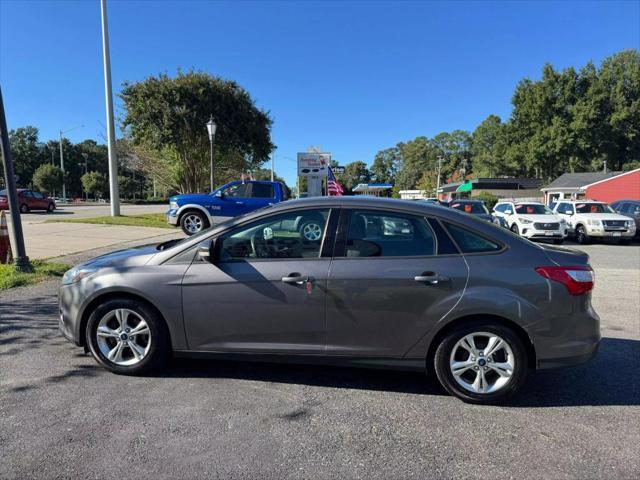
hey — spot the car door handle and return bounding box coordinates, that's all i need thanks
[282,273,315,285]
[414,274,449,284]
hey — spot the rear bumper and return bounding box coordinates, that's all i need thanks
[537,340,599,369]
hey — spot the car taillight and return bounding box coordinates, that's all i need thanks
[535,265,594,296]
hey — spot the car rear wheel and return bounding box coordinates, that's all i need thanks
[576,225,590,244]
[298,218,324,242]
[86,299,170,375]
[19,203,29,214]
[434,322,528,404]
[180,210,209,236]
[47,203,55,213]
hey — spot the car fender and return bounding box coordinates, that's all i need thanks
[175,203,213,221]
[72,274,188,350]
[404,287,543,358]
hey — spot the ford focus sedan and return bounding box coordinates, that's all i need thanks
[59,197,600,404]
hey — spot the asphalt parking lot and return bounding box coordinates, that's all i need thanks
[1,241,638,479]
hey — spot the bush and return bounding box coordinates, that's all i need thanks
[475,191,499,210]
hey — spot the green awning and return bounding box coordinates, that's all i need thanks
[456,181,473,193]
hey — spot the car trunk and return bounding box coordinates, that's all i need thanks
[539,244,590,267]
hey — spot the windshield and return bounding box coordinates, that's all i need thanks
[575,203,614,214]
[515,204,552,215]
[450,202,489,214]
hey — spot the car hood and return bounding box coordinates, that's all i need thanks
[81,244,159,269]
[515,214,560,222]
[576,213,630,221]
[171,193,212,205]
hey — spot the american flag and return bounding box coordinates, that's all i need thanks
[327,166,344,196]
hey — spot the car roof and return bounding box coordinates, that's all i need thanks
[449,199,483,203]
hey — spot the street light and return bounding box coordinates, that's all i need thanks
[59,124,83,201]
[206,115,217,192]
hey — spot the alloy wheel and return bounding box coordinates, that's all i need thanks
[96,308,152,366]
[302,222,322,241]
[183,214,203,234]
[449,332,515,394]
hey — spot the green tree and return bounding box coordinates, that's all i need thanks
[118,175,139,199]
[341,161,371,192]
[8,126,43,187]
[82,171,108,199]
[471,115,509,177]
[32,164,63,194]
[120,70,274,193]
[370,147,401,183]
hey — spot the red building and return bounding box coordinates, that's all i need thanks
[585,168,640,203]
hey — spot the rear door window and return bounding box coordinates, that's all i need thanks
[250,183,275,198]
[344,210,436,257]
[444,223,502,253]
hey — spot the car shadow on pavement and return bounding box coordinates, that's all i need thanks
[159,337,639,407]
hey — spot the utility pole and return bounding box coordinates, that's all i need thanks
[271,153,274,182]
[100,0,120,216]
[0,87,31,271]
[436,155,443,197]
[603,160,607,174]
[59,131,65,200]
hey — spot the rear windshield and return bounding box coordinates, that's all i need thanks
[575,203,614,214]
[450,202,488,214]
[514,204,551,215]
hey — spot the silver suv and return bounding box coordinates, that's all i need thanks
[59,197,600,404]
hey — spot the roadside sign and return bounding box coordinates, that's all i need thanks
[297,153,331,177]
[332,166,345,174]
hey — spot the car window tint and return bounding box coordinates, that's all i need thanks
[223,183,249,198]
[33,192,45,199]
[24,191,34,198]
[633,205,640,214]
[219,209,330,260]
[444,223,501,253]
[250,183,275,198]
[345,210,435,257]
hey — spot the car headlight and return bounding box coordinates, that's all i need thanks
[587,219,602,226]
[170,201,179,209]
[627,220,636,229]
[62,266,99,285]
[518,217,533,224]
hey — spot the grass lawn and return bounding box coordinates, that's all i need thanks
[46,213,171,229]
[0,260,70,290]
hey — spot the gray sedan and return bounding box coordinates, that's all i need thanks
[59,197,600,404]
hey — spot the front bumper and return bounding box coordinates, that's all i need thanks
[584,226,635,238]
[166,208,179,226]
[521,227,567,239]
[58,284,83,346]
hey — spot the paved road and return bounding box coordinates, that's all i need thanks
[1,243,638,479]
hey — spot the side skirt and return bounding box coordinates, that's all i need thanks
[172,350,427,373]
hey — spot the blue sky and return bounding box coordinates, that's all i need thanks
[1,0,638,187]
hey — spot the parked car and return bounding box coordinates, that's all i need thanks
[167,180,288,235]
[0,189,56,213]
[448,199,506,228]
[610,200,640,238]
[493,201,567,244]
[59,197,599,404]
[552,200,636,244]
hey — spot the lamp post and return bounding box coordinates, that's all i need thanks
[436,155,443,197]
[206,115,217,192]
[59,124,83,201]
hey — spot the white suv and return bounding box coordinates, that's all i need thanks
[493,201,568,244]
[552,200,636,244]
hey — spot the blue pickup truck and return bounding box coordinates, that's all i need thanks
[167,180,288,235]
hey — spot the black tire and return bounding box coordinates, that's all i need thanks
[553,239,564,245]
[86,298,170,375]
[576,225,590,244]
[433,322,529,404]
[510,223,519,235]
[298,218,324,243]
[180,210,209,236]
[47,202,55,213]
[19,203,29,214]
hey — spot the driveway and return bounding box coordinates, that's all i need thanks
[0,243,638,479]
[3,204,182,259]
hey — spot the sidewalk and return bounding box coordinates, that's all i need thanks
[7,221,183,260]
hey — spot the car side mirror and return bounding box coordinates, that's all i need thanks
[198,238,219,263]
[565,210,573,215]
[504,210,512,215]
[214,190,224,199]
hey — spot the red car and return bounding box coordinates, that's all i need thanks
[0,189,56,213]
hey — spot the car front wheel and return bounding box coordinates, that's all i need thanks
[47,203,55,213]
[510,223,519,235]
[576,225,590,244]
[19,203,29,214]
[434,322,528,404]
[180,210,209,236]
[86,299,170,375]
